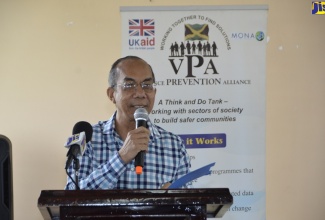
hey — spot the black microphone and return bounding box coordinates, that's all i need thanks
[134,108,149,175]
[65,121,93,169]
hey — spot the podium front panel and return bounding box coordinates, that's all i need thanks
[38,188,233,219]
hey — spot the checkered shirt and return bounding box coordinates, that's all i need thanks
[65,113,191,190]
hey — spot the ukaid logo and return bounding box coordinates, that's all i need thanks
[312,2,325,14]
[128,19,155,50]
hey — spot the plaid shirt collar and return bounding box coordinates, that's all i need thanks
[103,111,161,140]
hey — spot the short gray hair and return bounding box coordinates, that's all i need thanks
[108,56,155,87]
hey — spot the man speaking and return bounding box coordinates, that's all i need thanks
[65,56,191,190]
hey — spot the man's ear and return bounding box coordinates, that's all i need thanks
[107,87,116,104]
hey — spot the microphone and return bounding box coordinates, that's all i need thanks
[65,121,93,169]
[134,108,149,175]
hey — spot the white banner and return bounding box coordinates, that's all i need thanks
[121,5,267,219]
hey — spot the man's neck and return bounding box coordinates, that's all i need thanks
[115,116,135,141]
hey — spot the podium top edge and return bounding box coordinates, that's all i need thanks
[38,188,233,207]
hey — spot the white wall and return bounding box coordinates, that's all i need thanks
[0,0,324,219]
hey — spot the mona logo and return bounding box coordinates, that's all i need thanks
[312,2,325,14]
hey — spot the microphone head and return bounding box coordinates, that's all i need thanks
[72,121,93,142]
[134,108,149,121]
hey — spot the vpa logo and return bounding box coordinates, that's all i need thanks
[158,15,231,86]
[312,2,325,14]
[168,23,220,78]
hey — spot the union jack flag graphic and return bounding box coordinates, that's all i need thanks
[129,19,155,36]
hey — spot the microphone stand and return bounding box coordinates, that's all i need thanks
[72,156,80,190]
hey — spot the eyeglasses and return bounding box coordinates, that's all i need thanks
[114,81,157,93]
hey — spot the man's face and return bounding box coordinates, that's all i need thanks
[109,59,156,123]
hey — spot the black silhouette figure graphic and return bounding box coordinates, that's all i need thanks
[169,40,220,57]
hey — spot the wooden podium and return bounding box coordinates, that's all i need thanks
[38,188,233,219]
